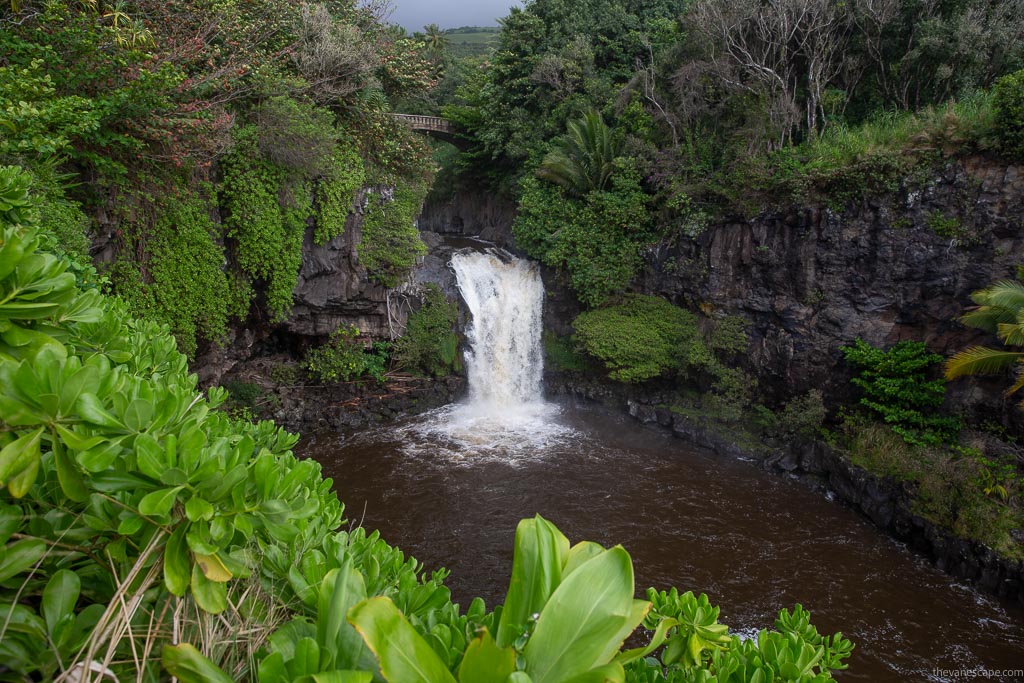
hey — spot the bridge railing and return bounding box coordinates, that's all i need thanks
[389,113,455,134]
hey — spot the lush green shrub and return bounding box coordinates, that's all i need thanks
[572,294,706,382]
[841,339,961,446]
[305,324,390,383]
[219,128,306,322]
[357,183,429,287]
[514,161,654,308]
[146,190,234,356]
[392,284,460,377]
[992,68,1024,158]
[315,141,366,244]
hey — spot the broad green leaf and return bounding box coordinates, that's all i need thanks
[561,663,626,683]
[318,560,370,670]
[0,427,43,486]
[117,514,144,536]
[295,673,373,683]
[191,562,227,614]
[53,424,105,452]
[496,515,570,648]
[76,437,123,472]
[75,393,123,429]
[123,398,154,432]
[6,450,39,498]
[195,552,232,582]
[458,629,516,683]
[524,547,642,683]
[161,643,233,683]
[184,495,214,522]
[53,437,88,502]
[258,652,288,683]
[43,569,80,636]
[0,538,46,582]
[90,470,155,492]
[58,364,98,416]
[288,638,321,679]
[135,433,164,480]
[348,597,456,683]
[164,523,190,596]
[565,541,605,576]
[138,486,184,518]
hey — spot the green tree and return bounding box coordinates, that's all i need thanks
[537,111,622,195]
[423,23,449,52]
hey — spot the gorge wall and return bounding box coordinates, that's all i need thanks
[545,156,1024,424]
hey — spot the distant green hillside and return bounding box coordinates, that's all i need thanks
[444,26,500,58]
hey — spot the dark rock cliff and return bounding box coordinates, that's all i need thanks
[631,157,1024,423]
[417,190,517,248]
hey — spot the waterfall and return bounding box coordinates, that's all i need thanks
[403,248,573,459]
[451,250,544,410]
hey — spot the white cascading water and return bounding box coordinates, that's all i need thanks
[401,249,574,460]
[452,250,544,410]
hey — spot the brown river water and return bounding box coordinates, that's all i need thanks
[300,399,1024,683]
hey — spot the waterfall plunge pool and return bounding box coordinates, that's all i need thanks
[300,249,1024,681]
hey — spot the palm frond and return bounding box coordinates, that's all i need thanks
[945,346,1024,379]
[960,305,1015,333]
[998,321,1024,347]
[972,280,1024,310]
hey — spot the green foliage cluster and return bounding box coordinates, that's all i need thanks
[228,516,851,683]
[305,324,391,383]
[315,142,366,244]
[841,339,961,446]
[992,69,1024,159]
[358,183,430,287]
[3,178,853,681]
[515,162,653,307]
[145,190,233,357]
[0,169,459,679]
[572,295,748,395]
[573,295,704,382]
[219,128,305,322]
[393,284,460,377]
[1,0,441,353]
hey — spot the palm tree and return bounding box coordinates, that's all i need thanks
[945,278,1024,401]
[536,111,622,196]
[423,24,448,52]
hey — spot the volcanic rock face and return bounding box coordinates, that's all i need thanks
[288,189,394,339]
[633,158,1024,421]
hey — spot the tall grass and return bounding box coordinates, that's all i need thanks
[800,92,996,171]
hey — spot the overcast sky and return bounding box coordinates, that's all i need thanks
[388,0,523,31]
